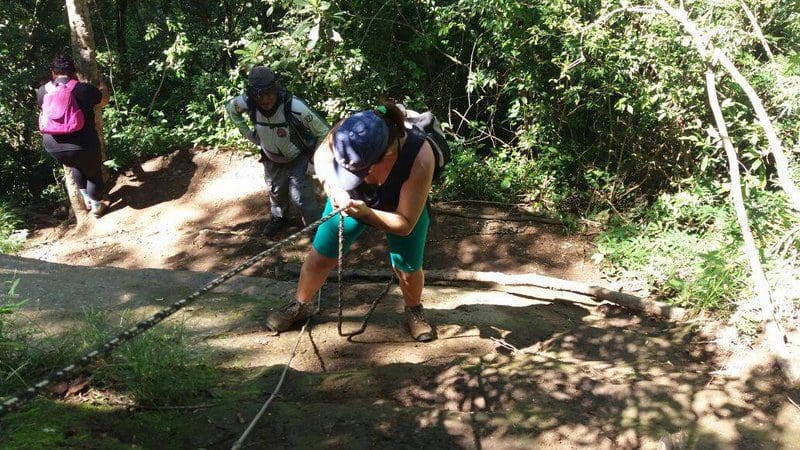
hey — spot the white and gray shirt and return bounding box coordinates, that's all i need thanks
[226,94,329,163]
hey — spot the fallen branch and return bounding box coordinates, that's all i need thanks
[135,403,215,411]
[282,266,686,320]
[705,67,797,386]
[655,0,800,212]
[431,205,561,225]
[429,269,685,319]
[436,199,530,207]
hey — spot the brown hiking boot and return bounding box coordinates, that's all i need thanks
[405,305,435,342]
[263,216,287,237]
[266,299,318,332]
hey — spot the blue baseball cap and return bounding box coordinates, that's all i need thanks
[332,111,389,190]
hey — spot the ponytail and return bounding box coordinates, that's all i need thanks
[373,99,406,145]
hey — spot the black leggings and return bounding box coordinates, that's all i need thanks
[47,149,106,201]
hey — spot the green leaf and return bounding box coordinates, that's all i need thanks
[307,22,320,51]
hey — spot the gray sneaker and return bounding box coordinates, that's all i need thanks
[90,200,107,218]
[266,299,318,332]
[79,190,92,211]
[405,305,435,342]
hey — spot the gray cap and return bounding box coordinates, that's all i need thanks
[248,66,277,90]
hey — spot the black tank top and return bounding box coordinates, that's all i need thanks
[350,127,426,212]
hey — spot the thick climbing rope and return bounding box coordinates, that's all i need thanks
[336,214,394,338]
[0,207,345,417]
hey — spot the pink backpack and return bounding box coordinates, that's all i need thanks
[39,79,85,135]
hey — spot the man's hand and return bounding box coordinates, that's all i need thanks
[246,130,258,145]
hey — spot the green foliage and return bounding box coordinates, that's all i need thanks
[595,182,797,313]
[76,310,215,406]
[0,200,24,254]
[1,278,30,390]
[435,143,567,208]
[0,0,62,204]
[3,0,797,212]
[0,305,215,407]
[103,99,189,169]
[0,279,21,335]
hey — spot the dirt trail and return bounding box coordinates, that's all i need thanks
[3,147,798,449]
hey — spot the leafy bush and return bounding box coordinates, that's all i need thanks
[0,200,24,254]
[595,182,797,313]
[1,278,30,393]
[103,99,190,169]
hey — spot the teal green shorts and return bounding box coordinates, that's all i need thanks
[312,200,429,272]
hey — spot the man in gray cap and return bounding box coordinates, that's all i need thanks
[226,66,329,236]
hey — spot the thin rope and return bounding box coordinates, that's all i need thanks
[0,207,345,417]
[230,292,320,450]
[233,210,394,448]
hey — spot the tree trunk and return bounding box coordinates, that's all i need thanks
[222,0,235,70]
[116,0,128,88]
[65,0,108,224]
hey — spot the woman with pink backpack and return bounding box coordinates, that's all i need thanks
[36,54,109,217]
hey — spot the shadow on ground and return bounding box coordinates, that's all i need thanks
[2,255,798,448]
[109,147,198,211]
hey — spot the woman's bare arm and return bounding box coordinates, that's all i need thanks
[352,141,435,235]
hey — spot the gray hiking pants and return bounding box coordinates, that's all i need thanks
[261,152,321,225]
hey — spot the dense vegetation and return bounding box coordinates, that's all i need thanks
[1,0,798,325]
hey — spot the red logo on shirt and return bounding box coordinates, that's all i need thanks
[276,128,287,138]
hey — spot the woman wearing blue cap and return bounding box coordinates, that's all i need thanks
[266,101,436,342]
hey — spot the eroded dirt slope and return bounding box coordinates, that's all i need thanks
[4,148,797,449]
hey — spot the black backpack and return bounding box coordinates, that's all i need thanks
[246,92,326,154]
[402,106,451,181]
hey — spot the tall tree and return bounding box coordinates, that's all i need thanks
[115,0,128,87]
[64,0,108,224]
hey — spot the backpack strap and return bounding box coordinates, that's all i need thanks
[284,93,317,153]
[245,91,318,154]
[246,94,292,128]
[245,95,258,126]
[63,79,78,90]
